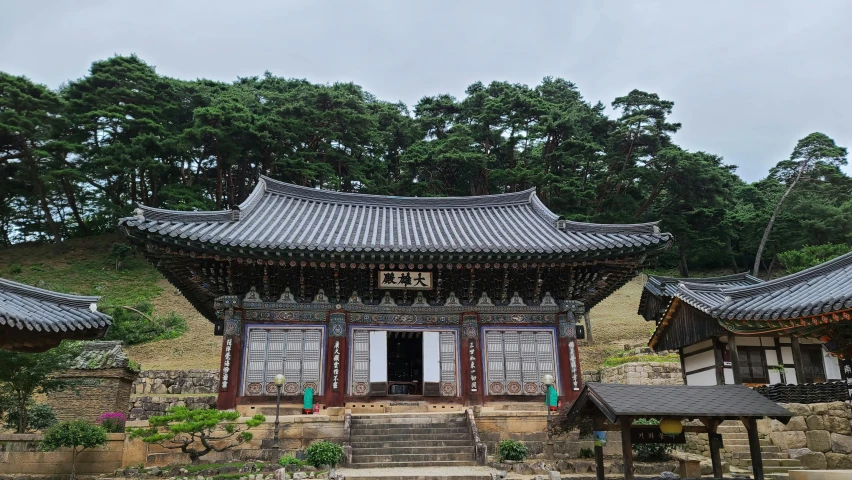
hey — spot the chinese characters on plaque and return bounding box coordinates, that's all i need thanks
[469,340,478,392]
[332,340,341,391]
[630,426,685,444]
[840,359,852,400]
[221,338,233,390]
[377,271,433,290]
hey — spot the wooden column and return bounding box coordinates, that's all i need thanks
[728,335,743,385]
[325,335,347,407]
[619,416,635,480]
[791,337,806,384]
[594,417,605,480]
[712,337,726,385]
[217,308,244,410]
[583,310,594,345]
[460,316,484,406]
[558,335,582,403]
[744,417,764,480]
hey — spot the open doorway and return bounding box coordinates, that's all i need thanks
[387,331,422,395]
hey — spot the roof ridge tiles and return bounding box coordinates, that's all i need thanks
[723,250,852,300]
[0,277,101,309]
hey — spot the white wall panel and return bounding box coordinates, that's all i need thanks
[684,349,715,372]
[369,330,387,382]
[686,369,717,386]
[423,332,441,382]
[723,367,733,385]
[683,340,713,355]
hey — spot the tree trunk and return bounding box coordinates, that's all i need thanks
[215,140,223,209]
[634,168,671,218]
[31,170,61,245]
[62,179,89,235]
[678,243,690,278]
[17,398,26,434]
[725,235,739,272]
[753,168,804,277]
[71,448,77,480]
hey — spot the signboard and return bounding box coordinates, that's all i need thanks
[378,271,432,290]
[840,358,852,400]
[630,426,685,444]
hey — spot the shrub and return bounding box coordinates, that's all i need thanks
[498,439,528,462]
[109,242,132,270]
[41,420,107,480]
[579,447,595,458]
[97,412,127,433]
[8,264,22,275]
[104,302,187,345]
[4,402,58,432]
[778,244,851,274]
[279,454,306,467]
[128,407,264,463]
[631,418,675,461]
[305,441,344,468]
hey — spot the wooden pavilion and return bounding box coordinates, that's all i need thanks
[560,382,792,480]
[120,176,672,409]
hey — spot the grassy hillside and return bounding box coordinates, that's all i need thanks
[1,235,662,372]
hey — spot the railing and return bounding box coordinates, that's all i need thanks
[342,410,352,466]
[753,381,849,404]
[465,408,487,465]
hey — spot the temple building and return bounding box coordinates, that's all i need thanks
[120,176,671,409]
[0,277,111,352]
[640,256,852,387]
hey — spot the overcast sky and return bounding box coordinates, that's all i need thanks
[2,0,850,181]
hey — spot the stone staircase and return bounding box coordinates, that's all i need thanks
[349,413,477,468]
[717,423,802,480]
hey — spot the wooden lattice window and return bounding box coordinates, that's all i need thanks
[801,345,827,383]
[738,346,768,384]
[243,327,323,395]
[485,329,556,395]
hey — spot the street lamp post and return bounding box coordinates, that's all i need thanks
[274,374,285,440]
[542,373,555,459]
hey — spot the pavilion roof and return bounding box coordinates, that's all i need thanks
[563,383,792,425]
[0,277,111,352]
[120,176,671,261]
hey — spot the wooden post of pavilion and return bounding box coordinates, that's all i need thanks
[743,417,764,480]
[701,418,724,479]
[593,417,605,480]
[712,336,726,385]
[583,310,594,345]
[619,416,635,480]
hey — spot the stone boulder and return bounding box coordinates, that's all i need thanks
[806,430,832,452]
[827,415,852,435]
[780,403,811,416]
[830,433,852,454]
[826,452,852,469]
[787,448,827,469]
[770,430,807,450]
[805,415,825,431]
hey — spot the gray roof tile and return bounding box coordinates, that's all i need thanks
[676,252,852,320]
[0,277,111,333]
[577,383,792,421]
[121,176,670,257]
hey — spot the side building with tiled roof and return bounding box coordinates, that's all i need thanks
[641,258,852,394]
[121,176,672,409]
[0,277,111,352]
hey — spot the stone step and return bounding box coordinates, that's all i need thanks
[347,461,477,469]
[733,451,787,460]
[354,427,470,436]
[721,432,749,439]
[351,439,475,449]
[351,414,463,422]
[722,438,773,446]
[352,433,473,442]
[342,474,490,480]
[723,444,780,453]
[752,466,804,474]
[352,453,475,464]
[351,418,467,425]
[352,446,473,456]
[717,426,747,433]
[742,458,802,467]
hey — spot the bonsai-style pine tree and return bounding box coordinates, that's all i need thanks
[40,420,108,480]
[128,406,265,463]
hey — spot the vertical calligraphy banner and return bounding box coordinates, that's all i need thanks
[326,312,348,407]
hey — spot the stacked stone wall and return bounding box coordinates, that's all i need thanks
[764,401,852,469]
[128,395,218,420]
[132,369,219,395]
[600,361,683,385]
[46,368,135,422]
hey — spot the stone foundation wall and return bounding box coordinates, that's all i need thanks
[0,433,127,475]
[128,395,218,420]
[600,362,683,385]
[132,369,219,395]
[582,370,601,383]
[46,368,135,422]
[764,401,852,469]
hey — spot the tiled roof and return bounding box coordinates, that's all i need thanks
[0,277,111,334]
[678,252,852,321]
[121,176,671,258]
[71,341,129,370]
[568,383,791,424]
[644,273,763,299]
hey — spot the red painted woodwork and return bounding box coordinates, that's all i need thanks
[217,334,242,410]
[558,336,582,404]
[325,334,348,407]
